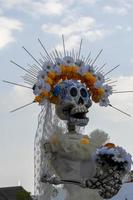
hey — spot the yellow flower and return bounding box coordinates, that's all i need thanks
[83,72,96,87]
[80,137,90,145]
[48,71,57,79]
[46,77,54,86]
[40,91,50,98]
[34,96,42,103]
[91,88,105,103]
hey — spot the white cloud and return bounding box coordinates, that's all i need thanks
[0,0,31,8]
[32,1,65,16]
[0,16,23,49]
[115,25,132,32]
[42,16,109,49]
[1,0,65,16]
[103,5,128,16]
[42,16,95,36]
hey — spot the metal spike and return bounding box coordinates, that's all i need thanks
[3,80,32,89]
[50,53,55,62]
[97,63,106,73]
[88,59,92,65]
[23,75,36,82]
[109,104,131,117]
[113,90,133,94]
[10,60,36,78]
[105,78,112,82]
[62,34,66,57]
[10,101,35,113]
[52,50,57,59]
[104,65,120,76]
[55,49,60,58]
[86,58,91,65]
[22,46,42,67]
[107,80,118,84]
[38,38,53,62]
[85,52,91,63]
[59,51,63,58]
[24,75,36,82]
[32,63,41,70]
[27,64,38,73]
[39,58,44,65]
[72,49,75,60]
[40,52,48,62]
[21,76,35,84]
[78,38,83,59]
[91,49,103,66]
[24,81,33,86]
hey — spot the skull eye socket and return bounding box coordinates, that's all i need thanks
[70,87,78,97]
[80,88,87,98]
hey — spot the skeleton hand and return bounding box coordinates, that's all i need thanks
[91,145,131,199]
[41,173,61,185]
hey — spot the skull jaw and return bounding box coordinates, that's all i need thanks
[56,104,89,127]
[69,116,89,127]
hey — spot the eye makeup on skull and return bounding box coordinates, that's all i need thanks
[70,87,78,97]
[80,88,88,98]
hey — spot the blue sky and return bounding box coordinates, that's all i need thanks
[0,0,133,195]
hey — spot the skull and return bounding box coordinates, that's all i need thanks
[55,80,92,126]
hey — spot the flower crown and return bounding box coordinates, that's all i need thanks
[33,55,113,107]
[4,37,132,116]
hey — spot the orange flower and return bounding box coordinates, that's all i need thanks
[48,71,57,79]
[40,91,50,98]
[34,96,42,103]
[46,77,54,86]
[80,137,90,145]
[83,72,96,86]
[104,143,116,149]
[91,88,105,103]
[50,96,60,104]
[61,65,67,74]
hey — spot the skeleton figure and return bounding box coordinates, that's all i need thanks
[37,80,132,200]
[6,37,133,200]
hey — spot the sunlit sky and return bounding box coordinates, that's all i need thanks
[0,0,133,194]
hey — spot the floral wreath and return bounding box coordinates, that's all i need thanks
[4,36,132,116]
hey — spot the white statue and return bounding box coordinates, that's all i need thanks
[6,37,133,200]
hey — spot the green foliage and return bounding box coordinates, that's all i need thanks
[16,190,32,200]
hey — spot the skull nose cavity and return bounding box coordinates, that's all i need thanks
[78,97,84,105]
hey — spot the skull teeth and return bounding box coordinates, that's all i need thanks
[70,106,88,115]
[70,117,89,125]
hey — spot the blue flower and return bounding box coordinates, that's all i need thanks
[53,85,61,96]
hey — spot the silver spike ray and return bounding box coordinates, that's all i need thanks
[10,101,35,113]
[3,80,32,89]
[109,104,131,117]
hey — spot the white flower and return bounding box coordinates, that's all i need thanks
[88,65,95,73]
[103,84,113,97]
[33,85,40,95]
[55,58,64,66]
[52,65,61,74]
[99,97,110,107]
[79,65,95,75]
[37,70,47,79]
[42,61,54,72]
[95,72,105,87]
[43,82,51,92]
[63,56,74,65]
[75,59,84,67]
